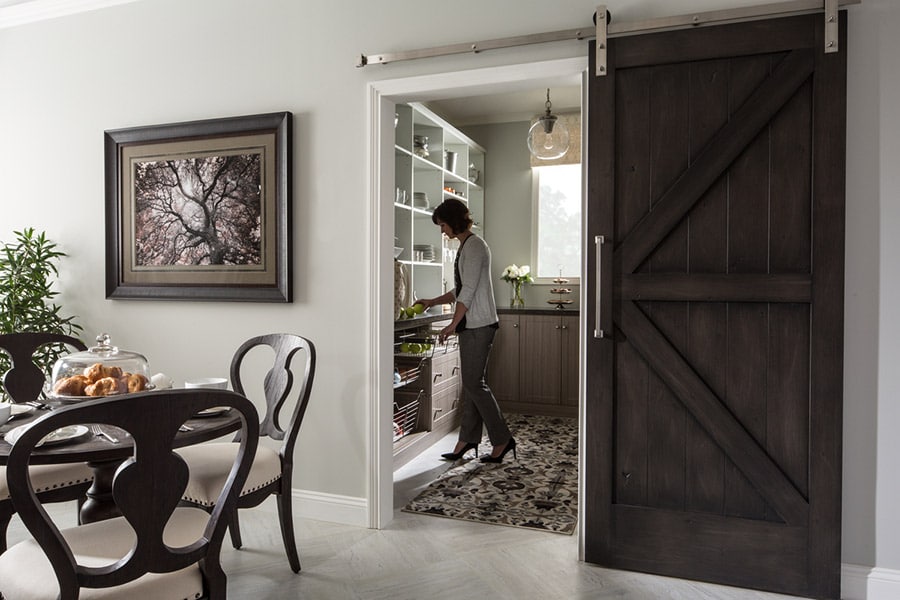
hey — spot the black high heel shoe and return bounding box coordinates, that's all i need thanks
[441,442,479,461]
[480,437,516,463]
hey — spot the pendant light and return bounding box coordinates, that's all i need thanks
[527,88,570,161]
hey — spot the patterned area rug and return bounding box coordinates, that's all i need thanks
[402,414,578,534]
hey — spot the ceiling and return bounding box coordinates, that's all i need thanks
[425,80,582,127]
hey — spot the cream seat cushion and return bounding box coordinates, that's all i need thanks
[0,463,94,500]
[178,443,281,506]
[0,507,211,600]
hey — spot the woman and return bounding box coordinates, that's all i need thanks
[417,198,516,464]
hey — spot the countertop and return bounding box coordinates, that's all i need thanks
[393,311,453,331]
[394,307,580,331]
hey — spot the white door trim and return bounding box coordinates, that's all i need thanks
[365,56,589,533]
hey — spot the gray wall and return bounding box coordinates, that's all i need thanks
[0,0,896,579]
[464,121,582,309]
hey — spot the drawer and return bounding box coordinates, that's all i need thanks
[432,383,460,426]
[430,351,460,392]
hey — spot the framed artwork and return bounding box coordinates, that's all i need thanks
[104,112,292,302]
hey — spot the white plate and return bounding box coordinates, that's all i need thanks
[4,424,91,447]
[195,406,232,418]
[9,404,35,420]
[47,384,156,403]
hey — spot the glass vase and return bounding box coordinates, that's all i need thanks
[510,280,525,308]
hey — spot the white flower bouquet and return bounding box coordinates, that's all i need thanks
[500,264,533,307]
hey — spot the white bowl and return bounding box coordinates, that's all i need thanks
[0,403,10,424]
[185,377,228,389]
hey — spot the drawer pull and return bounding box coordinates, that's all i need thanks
[451,366,460,376]
[433,372,443,383]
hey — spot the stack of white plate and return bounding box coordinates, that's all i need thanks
[413,244,436,262]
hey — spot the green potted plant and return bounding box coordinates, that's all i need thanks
[0,228,83,395]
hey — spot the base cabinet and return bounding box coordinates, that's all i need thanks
[393,338,461,470]
[488,312,578,418]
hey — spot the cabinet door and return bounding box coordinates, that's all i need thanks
[487,313,520,403]
[560,314,579,407]
[520,314,563,405]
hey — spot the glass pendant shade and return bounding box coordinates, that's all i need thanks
[527,114,570,160]
[527,89,570,161]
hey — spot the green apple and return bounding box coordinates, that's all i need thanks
[400,342,411,353]
[412,302,425,314]
[409,343,422,354]
[405,306,416,318]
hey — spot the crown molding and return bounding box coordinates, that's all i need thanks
[0,0,142,29]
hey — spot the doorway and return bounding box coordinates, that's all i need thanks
[366,57,589,536]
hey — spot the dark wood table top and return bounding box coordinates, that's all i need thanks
[0,404,241,465]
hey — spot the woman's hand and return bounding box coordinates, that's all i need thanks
[438,322,457,344]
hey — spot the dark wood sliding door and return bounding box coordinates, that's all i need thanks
[584,14,846,599]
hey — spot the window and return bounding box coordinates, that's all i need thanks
[532,164,582,280]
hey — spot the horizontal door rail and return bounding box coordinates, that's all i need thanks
[356,0,859,69]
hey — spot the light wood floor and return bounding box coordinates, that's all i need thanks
[6,433,807,599]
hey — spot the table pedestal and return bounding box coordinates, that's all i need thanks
[80,460,124,524]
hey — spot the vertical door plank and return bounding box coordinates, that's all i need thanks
[645,63,690,510]
[615,337,650,506]
[767,304,810,498]
[685,58,731,514]
[613,65,651,507]
[724,304,769,519]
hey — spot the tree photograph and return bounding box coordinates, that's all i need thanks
[133,153,262,267]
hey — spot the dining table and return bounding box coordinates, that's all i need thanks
[0,401,241,524]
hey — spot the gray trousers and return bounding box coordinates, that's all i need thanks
[456,325,511,447]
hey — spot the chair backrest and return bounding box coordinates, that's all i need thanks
[230,333,315,461]
[5,389,259,599]
[0,332,87,403]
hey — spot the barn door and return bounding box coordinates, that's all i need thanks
[584,13,846,599]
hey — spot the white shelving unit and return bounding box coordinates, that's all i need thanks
[394,102,485,304]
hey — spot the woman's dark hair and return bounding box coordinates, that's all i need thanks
[431,198,473,234]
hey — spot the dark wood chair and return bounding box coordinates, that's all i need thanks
[177,334,316,573]
[0,389,258,600]
[0,332,93,554]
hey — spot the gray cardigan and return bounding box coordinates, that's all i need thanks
[452,234,499,329]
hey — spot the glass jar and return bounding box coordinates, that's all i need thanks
[49,333,152,400]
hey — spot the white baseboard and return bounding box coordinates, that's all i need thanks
[842,564,900,600]
[292,488,368,528]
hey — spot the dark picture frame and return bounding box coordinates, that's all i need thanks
[105,112,292,302]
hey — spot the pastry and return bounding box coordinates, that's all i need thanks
[124,373,148,393]
[84,362,123,382]
[52,374,89,396]
[84,376,126,397]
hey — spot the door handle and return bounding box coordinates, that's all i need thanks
[595,235,607,339]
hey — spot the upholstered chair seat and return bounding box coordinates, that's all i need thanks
[0,507,210,600]
[180,443,282,506]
